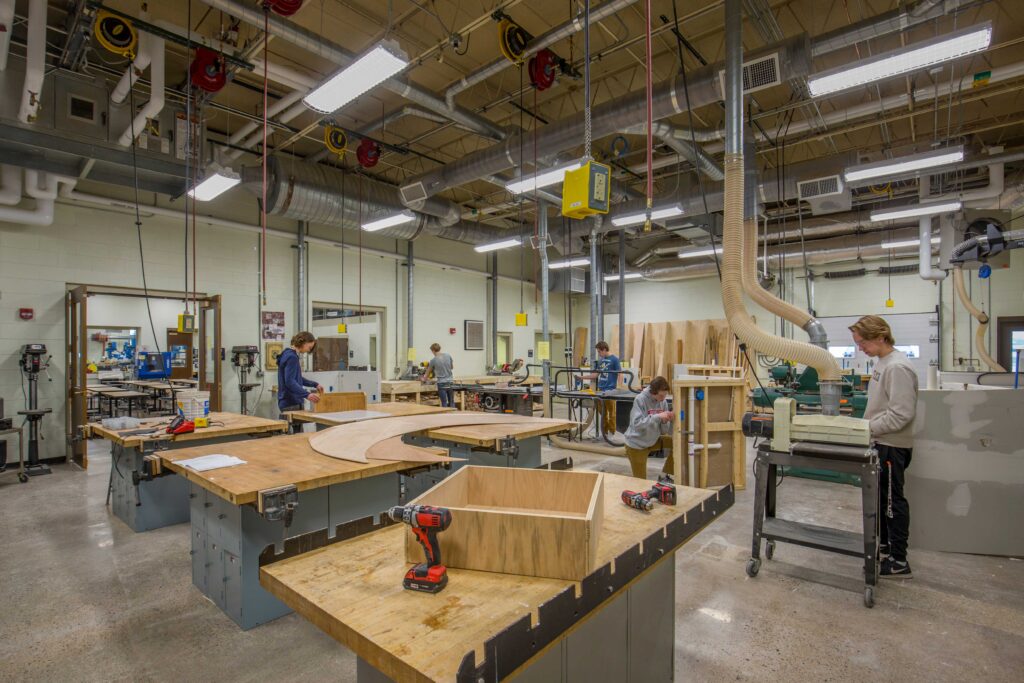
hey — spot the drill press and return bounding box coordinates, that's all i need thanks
[230,345,261,415]
[18,344,53,479]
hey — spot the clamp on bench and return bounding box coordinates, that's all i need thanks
[257,484,299,527]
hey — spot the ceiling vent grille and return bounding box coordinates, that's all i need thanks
[798,174,851,216]
[568,268,587,294]
[464,320,484,350]
[718,52,782,96]
[798,175,843,199]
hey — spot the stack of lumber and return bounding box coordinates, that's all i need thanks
[607,319,743,383]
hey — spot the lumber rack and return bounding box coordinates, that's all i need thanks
[747,441,880,608]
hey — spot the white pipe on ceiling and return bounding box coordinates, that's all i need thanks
[0,0,15,72]
[0,171,77,226]
[0,164,23,205]
[18,0,46,123]
[117,31,166,148]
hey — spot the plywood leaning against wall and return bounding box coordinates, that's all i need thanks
[406,466,605,581]
[609,319,740,382]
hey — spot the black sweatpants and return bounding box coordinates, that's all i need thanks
[877,444,912,561]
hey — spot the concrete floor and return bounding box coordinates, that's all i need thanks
[1,439,1021,682]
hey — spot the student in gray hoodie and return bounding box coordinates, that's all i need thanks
[850,315,918,579]
[623,376,674,479]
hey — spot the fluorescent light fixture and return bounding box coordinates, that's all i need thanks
[844,146,964,183]
[362,211,415,232]
[870,200,961,222]
[505,160,582,194]
[474,237,521,253]
[548,257,589,269]
[611,204,684,227]
[187,165,240,202]
[808,22,992,97]
[677,246,718,260]
[604,272,643,281]
[303,41,409,113]
[881,236,941,249]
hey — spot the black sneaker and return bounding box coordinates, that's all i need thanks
[880,558,912,579]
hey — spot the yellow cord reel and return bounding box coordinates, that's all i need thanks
[498,18,530,64]
[94,10,138,59]
[324,126,348,158]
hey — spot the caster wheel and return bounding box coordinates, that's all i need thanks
[864,586,875,608]
[18,473,29,483]
[745,558,761,578]
[765,540,775,560]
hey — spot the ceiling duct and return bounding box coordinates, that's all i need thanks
[400,34,811,203]
[248,157,498,244]
[797,174,851,215]
[717,51,782,96]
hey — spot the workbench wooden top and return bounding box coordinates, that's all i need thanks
[420,419,575,448]
[260,474,722,682]
[288,402,453,426]
[381,376,541,392]
[86,412,287,448]
[159,433,444,506]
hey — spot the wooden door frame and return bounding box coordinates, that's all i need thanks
[166,328,195,380]
[66,285,88,467]
[199,295,223,412]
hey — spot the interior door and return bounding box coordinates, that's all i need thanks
[198,295,222,411]
[166,329,194,380]
[65,285,88,467]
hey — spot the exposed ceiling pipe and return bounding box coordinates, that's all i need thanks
[0,170,77,226]
[809,0,967,59]
[18,0,46,123]
[197,0,507,141]
[624,122,724,180]
[117,30,166,148]
[400,34,811,201]
[642,228,926,281]
[0,0,14,72]
[444,0,639,108]
[224,90,307,162]
[248,156,497,242]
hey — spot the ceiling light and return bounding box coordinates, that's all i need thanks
[474,237,521,253]
[505,160,582,194]
[870,200,961,222]
[604,272,643,281]
[303,41,409,114]
[187,165,240,202]
[548,257,589,269]
[677,246,718,259]
[881,236,941,249]
[611,204,685,227]
[362,211,415,232]
[844,146,964,183]
[808,22,992,97]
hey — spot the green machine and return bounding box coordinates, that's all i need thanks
[752,365,870,485]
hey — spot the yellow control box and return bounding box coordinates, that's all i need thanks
[562,160,611,219]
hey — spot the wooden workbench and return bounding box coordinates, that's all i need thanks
[86,411,286,448]
[382,376,542,405]
[287,402,452,428]
[261,474,734,682]
[87,412,288,533]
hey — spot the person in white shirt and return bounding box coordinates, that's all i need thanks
[850,315,917,579]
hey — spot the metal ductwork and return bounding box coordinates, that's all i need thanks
[401,34,811,202]
[248,157,498,244]
[643,227,926,281]
[444,0,638,107]
[196,0,507,141]
[624,122,724,180]
[809,0,967,58]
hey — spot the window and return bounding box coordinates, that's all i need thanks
[895,345,920,359]
[829,346,856,359]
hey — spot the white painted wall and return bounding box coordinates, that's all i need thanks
[87,294,182,352]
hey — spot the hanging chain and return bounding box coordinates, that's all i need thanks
[583,0,592,159]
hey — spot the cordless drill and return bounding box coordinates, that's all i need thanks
[388,504,453,594]
[621,480,677,511]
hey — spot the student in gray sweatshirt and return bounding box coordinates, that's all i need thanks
[850,315,918,579]
[623,376,674,479]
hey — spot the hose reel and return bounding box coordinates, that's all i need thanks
[93,10,137,59]
[356,138,381,168]
[265,0,304,17]
[324,126,347,158]
[189,47,226,93]
[528,49,557,90]
[496,14,530,64]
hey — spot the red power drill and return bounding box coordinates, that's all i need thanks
[388,504,453,593]
[621,478,677,511]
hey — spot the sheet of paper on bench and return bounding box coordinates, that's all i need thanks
[178,454,248,472]
[316,410,391,422]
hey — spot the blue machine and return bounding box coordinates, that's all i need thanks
[137,351,171,379]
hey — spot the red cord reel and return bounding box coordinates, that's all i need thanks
[357,138,381,168]
[189,48,226,93]
[265,0,303,17]
[528,49,557,91]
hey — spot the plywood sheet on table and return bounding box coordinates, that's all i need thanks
[160,433,452,505]
[260,474,717,683]
[87,411,287,448]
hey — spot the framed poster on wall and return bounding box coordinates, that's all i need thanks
[261,311,285,340]
[265,342,284,369]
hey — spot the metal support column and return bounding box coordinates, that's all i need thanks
[618,229,626,360]
[491,252,499,369]
[589,224,599,357]
[407,240,414,372]
[594,218,604,343]
[296,221,307,332]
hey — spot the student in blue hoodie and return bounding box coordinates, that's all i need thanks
[277,331,322,420]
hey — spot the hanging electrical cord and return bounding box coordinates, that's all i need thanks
[643,0,653,230]
[358,175,363,314]
[126,61,162,359]
[184,0,193,314]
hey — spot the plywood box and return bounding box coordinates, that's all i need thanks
[405,466,604,581]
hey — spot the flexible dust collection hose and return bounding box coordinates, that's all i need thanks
[742,218,813,328]
[721,156,843,382]
[952,267,1005,371]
